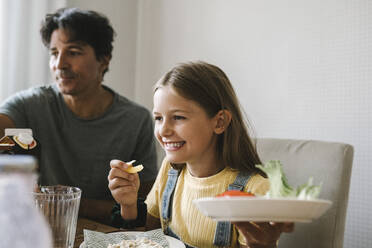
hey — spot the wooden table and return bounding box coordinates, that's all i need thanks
[74,218,119,248]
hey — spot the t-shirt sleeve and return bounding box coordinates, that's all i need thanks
[132,109,158,182]
[0,91,30,127]
[145,158,171,219]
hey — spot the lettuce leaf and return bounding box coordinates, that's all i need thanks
[256,160,321,199]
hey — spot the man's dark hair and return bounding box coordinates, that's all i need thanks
[40,8,115,74]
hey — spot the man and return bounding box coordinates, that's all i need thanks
[0,8,158,225]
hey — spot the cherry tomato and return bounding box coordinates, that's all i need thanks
[216,190,255,197]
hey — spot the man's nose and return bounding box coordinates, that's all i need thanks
[54,53,68,70]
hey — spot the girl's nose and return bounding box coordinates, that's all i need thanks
[159,121,173,137]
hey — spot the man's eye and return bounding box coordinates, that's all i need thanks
[50,51,58,57]
[69,51,81,56]
[174,116,185,120]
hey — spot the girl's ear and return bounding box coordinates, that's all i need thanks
[214,110,232,134]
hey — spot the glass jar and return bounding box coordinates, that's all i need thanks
[0,155,52,248]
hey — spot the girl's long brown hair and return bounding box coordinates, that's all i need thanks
[154,61,262,173]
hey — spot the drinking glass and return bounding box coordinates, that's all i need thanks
[33,185,81,248]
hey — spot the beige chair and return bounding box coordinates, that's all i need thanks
[256,138,354,248]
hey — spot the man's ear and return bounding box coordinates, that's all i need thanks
[99,55,111,73]
[214,110,232,134]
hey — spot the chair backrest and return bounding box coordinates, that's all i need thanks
[256,138,354,248]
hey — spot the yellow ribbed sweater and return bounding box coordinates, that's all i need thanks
[145,159,269,248]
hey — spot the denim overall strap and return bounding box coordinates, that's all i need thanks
[228,170,253,191]
[161,168,180,232]
[213,170,253,247]
[162,168,196,248]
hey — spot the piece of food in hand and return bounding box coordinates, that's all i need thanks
[124,160,144,174]
[256,160,322,200]
[216,190,255,197]
[126,160,136,165]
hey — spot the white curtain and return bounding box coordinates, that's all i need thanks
[0,0,66,102]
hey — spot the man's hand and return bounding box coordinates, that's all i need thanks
[233,221,294,248]
[0,114,16,137]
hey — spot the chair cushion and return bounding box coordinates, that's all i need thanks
[256,138,354,248]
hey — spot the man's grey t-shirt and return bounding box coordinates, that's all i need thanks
[0,84,158,200]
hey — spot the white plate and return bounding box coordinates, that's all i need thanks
[79,231,185,248]
[193,197,332,223]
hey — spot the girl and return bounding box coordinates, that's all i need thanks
[108,61,293,248]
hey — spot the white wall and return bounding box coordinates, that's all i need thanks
[134,0,371,247]
[0,0,66,102]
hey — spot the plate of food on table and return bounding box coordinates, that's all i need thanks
[79,229,185,248]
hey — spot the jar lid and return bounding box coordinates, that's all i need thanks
[0,155,37,173]
[5,128,33,136]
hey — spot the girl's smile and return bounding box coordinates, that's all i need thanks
[163,141,186,151]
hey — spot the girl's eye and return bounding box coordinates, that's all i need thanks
[154,116,162,121]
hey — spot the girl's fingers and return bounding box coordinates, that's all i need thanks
[110,159,123,167]
[108,167,140,194]
[109,181,136,193]
[109,183,137,204]
[110,159,137,170]
[110,159,129,169]
[108,176,135,189]
[276,222,295,233]
[234,221,267,232]
[237,222,261,243]
[236,222,272,242]
[236,221,293,233]
[233,221,287,246]
[108,167,134,181]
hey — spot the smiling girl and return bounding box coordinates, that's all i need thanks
[108,61,293,248]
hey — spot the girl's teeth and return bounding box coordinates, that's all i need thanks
[165,142,184,148]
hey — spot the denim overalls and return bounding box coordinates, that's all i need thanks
[161,168,253,248]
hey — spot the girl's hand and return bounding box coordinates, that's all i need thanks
[232,221,294,248]
[108,159,140,207]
